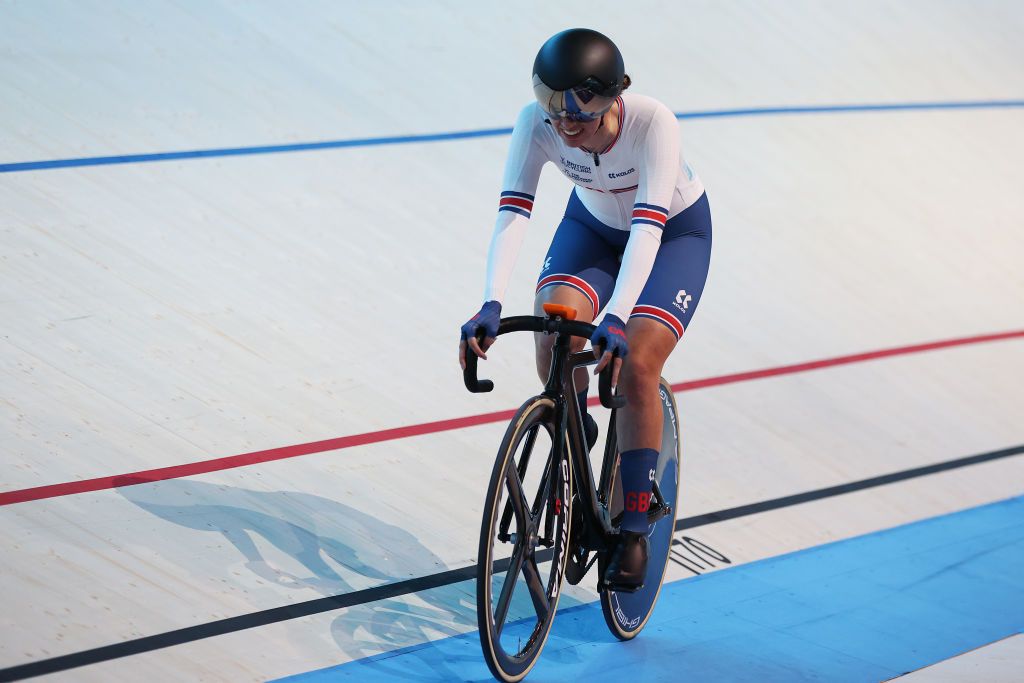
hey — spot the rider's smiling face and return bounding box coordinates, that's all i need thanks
[550,114,605,149]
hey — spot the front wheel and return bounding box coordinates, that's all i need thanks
[477,396,573,682]
[599,378,681,640]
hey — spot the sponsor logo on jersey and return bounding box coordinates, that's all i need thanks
[559,156,592,174]
[608,167,636,179]
[558,155,594,183]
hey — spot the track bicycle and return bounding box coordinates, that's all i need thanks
[464,303,681,682]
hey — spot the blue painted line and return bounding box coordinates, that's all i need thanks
[0,127,514,174]
[2,100,1022,174]
[677,99,1024,120]
[272,495,1024,682]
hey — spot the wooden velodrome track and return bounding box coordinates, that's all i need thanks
[2,2,1022,680]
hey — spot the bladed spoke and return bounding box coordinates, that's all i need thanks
[493,537,528,635]
[521,555,550,618]
[504,462,531,529]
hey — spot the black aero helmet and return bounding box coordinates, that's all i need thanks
[533,28,625,121]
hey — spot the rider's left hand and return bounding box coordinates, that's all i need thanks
[591,313,627,388]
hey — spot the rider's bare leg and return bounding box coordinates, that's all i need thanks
[533,285,594,392]
[604,316,678,586]
[615,317,678,452]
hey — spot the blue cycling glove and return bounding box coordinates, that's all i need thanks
[591,313,629,359]
[461,300,502,342]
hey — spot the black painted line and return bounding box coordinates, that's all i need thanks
[2,443,1021,681]
[676,444,1024,530]
[0,566,480,682]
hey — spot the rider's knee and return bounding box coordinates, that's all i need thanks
[619,350,662,397]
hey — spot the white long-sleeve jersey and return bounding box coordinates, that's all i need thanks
[483,93,705,322]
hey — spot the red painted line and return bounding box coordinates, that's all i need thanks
[664,330,1024,394]
[0,408,515,507]
[2,329,1021,507]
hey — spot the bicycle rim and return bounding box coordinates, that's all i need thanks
[477,396,573,682]
[600,378,681,640]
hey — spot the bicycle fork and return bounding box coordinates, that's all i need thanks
[496,425,562,549]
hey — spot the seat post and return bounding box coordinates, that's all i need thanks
[543,330,572,397]
[540,303,578,399]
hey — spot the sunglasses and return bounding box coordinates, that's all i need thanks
[545,80,617,122]
[546,108,606,123]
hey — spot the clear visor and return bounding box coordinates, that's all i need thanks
[533,77,615,122]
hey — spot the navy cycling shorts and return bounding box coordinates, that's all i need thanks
[536,190,712,340]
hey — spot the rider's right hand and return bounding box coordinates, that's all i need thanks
[459,300,502,370]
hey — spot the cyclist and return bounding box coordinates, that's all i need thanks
[459,28,712,589]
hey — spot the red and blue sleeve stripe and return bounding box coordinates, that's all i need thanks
[499,191,535,218]
[631,203,668,230]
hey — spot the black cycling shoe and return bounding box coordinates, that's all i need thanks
[583,412,599,452]
[604,530,649,591]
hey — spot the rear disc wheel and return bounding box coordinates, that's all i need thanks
[599,379,681,640]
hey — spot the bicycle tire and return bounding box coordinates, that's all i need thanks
[599,378,681,640]
[477,396,573,682]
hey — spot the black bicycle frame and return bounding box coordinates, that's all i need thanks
[464,314,627,553]
[560,345,622,551]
